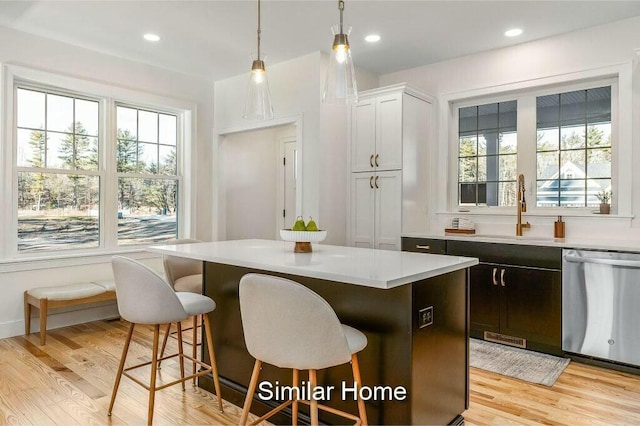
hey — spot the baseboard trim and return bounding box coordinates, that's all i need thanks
[0,303,119,340]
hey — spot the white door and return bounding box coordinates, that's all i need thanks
[282,140,297,229]
[376,93,403,171]
[350,173,375,248]
[351,99,376,173]
[374,170,402,251]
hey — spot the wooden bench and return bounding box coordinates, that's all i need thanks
[24,281,117,345]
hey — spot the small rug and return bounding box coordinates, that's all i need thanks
[470,338,570,386]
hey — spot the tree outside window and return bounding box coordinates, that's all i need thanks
[536,87,612,207]
[16,88,100,252]
[458,101,518,207]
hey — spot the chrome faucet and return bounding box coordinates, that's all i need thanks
[516,173,530,236]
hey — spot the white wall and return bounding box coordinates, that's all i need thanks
[0,26,214,338]
[380,16,640,241]
[213,51,378,245]
[221,125,294,240]
[214,53,322,240]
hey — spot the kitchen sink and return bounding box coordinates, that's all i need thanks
[473,234,556,243]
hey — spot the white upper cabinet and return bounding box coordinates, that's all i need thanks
[375,94,403,171]
[351,93,403,172]
[348,84,433,249]
[351,99,376,172]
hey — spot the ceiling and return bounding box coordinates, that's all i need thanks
[1,1,640,81]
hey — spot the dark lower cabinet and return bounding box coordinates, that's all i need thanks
[411,238,563,355]
[499,265,561,352]
[469,263,500,334]
[401,237,447,254]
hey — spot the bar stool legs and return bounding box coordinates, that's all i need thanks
[238,355,368,426]
[176,322,186,390]
[192,314,198,385]
[292,369,299,426]
[203,313,224,413]
[239,360,262,425]
[158,314,201,383]
[108,322,135,417]
[109,319,223,425]
[148,325,160,425]
[352,354,368,425]
[309,369,319,425]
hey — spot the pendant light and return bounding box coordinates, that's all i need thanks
[243,0,274,120]
[322,0,358,104]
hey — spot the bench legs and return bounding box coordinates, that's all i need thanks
[39,299,49,345]
[24,290,116,346]
[24,291,31,337]
[24,292,50,345]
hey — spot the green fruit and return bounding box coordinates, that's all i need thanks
[306,217,318,231]
[292,216,306,231]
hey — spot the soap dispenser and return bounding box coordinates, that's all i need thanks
[554,216,565,239]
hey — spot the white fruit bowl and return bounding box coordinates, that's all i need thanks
[280,229,327,253]
[280,229,327,243]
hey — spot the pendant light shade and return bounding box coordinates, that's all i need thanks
[322,0,358,104]
[244,0,274,120]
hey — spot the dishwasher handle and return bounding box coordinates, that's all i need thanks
[564,255,640,269]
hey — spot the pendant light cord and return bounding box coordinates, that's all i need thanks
[338,0,344,34]
[257,0,262,60]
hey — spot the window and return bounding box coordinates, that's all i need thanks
[16,87,100,252]
[7,71,188,257]
[116,106,179,245]
[536,86,611,207]
[452,76,617,213]
[458,101,517,206]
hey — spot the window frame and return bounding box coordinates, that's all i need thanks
[457,99,519,207]
[15,83,104,253]
[114,102,181,247]
[0,64,196,265]
[443,67,629,218]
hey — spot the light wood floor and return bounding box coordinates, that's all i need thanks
[2,319,640,425]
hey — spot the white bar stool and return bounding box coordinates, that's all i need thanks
[108,256,223,425]
[159,238,204,384]
[238,273,368,426]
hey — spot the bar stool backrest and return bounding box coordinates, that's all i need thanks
[162,239,203,289]
[239,273,352,370]
[112,256,188,325]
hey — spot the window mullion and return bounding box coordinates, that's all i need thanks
[102,98,118,250]
[517,95,537,208]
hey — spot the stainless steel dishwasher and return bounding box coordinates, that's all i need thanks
[563,249,640,367]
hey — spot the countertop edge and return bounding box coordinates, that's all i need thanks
[148,244,478,289]
[402,233,640,252]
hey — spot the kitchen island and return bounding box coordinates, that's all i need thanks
[149,239,478,425]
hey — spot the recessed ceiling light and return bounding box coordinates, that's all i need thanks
[365,34,381,43]
[143,33,160,42]
[504,28,523,37]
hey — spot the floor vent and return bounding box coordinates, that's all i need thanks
[484,331,527,348]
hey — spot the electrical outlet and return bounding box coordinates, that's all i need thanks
[419,306,433,329]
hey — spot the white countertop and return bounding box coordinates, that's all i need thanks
[148,239,478,289]
[403,233,640,252]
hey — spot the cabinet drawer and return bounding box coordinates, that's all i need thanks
[447,240,561,269]
[402,237,447,254]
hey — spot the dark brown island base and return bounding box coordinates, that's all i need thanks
[148,239,478,425]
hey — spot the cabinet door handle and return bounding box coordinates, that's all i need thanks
[370,154,374,168]
[415,245,431,250]
[369,176,374,189]
[492,268,498,285]
[375,154,379,167]
[500,269,506,287]
[374,175,379,189]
